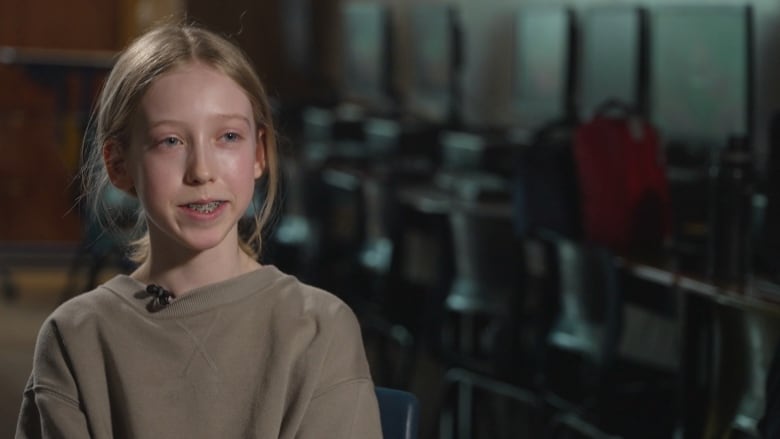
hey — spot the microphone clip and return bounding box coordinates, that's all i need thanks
[146,284,173,307]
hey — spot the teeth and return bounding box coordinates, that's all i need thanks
[187,201,222,213]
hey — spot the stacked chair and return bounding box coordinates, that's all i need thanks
[270,1,761,438]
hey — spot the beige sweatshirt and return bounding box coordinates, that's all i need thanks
[16,265,382,438]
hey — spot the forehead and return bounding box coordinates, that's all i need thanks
[138,62,254,126]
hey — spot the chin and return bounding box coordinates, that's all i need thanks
[177,233,237,254]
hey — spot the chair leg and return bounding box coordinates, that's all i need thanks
[59,243,92,303]
[456,380,473,439]
[437,376,457,439]
[546,410,622,439]
[437,368,541,438]
[1,265,16,301]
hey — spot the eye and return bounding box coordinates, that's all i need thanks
[223,132,242,142]
[159,136,181,147]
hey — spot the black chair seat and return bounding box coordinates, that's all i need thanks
[376,386,420,439]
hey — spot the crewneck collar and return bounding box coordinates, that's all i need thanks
[102,265,285,319]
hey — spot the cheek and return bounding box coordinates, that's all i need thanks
[133,157,181,198]
[222,148,260,180]
[219,150,261,203]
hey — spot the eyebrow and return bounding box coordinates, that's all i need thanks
[214,113,253,127]
[148,114,252,129]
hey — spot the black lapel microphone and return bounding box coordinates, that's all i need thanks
[146,284,174,307]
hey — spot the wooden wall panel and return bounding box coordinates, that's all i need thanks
[0,0,120,50]
[0,0,132,243]
[0,67,83,241]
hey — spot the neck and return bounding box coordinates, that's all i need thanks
[132,240,261,298]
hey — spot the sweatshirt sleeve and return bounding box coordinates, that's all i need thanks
[15,319,91,439]
[296,303,383,439]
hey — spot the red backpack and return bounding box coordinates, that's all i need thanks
[573,103,672,254]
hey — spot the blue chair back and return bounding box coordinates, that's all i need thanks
[375,386,419,439]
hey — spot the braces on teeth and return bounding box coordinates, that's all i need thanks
[187,201,222,213]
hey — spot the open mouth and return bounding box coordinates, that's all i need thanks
[185,201,225,213]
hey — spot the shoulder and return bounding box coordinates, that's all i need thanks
[253,267,363,344]
[30,278,133,376]
[42,275,137,338]
[262,267,357,321]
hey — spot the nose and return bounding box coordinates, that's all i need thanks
[184,140,215,185]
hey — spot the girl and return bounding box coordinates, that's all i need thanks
[16,22,382,439]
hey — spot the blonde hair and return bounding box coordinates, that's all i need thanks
[81,21,279,263]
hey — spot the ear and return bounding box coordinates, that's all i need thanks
[253,129,266,179]
[103,140,135,194]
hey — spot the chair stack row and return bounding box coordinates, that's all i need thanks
[265,2,758,438]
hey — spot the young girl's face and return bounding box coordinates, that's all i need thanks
[113,61,265,257]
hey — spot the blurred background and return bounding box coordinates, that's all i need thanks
[3,0,780,437]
